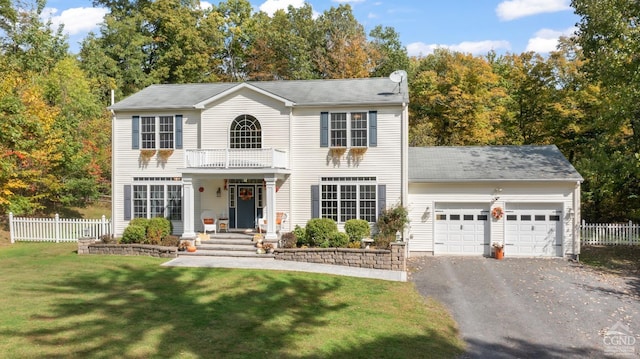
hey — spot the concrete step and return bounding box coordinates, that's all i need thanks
[197,243,256,251]
[201,239,254,245]
[179,249,274,258]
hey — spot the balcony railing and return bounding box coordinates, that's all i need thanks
[185,148,288,169]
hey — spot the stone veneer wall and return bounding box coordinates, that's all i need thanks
[274,242,406,271]
[78,238,177,258]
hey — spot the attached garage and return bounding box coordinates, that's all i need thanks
[407,146,583,258]
[434,203,490,255]
[505,204,563,257]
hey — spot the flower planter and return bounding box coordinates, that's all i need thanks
[494,247,504,260]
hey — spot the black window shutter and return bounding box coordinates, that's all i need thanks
[132,116,140,149]
[369,111,377,147]
[377,184,386,217]
[124,185,132,220]
[320,112,329,147]
[175,115,183,149]
[311,185,320,218]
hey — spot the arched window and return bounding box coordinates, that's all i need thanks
[230,115,262,149]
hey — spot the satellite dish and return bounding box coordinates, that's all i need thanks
[389,70,407,83]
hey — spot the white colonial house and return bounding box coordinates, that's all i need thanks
[110,77,582,258]
[109,78,409,242]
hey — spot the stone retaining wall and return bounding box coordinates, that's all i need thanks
[78,238,177,258]
[274,242,406,271]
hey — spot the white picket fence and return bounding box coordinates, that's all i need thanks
[581,220,640,245]
[9,212,111,243]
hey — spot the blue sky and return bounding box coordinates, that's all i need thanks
[43,0,579,56]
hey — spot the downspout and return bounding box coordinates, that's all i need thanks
[574,180,581,260]
[288,106,293,231]
[110,89,116,236]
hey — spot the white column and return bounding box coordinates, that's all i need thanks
[265,177,277,240]
[182,177,197,238]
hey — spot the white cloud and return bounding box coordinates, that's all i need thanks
[368,12,378,19]
[259,0,306,16]
[496,0,570,21]
[407,40,511,57]
[43,7,108,36]
[199,1,213,10]
[525,27,576,53]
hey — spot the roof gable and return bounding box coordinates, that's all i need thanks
[193,82,294,109]
[409,145,583,182]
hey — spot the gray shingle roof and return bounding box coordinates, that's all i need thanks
[109,77,409,110]
[409,145,583,182]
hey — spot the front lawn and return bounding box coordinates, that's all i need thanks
[0,243,464,358]
[580,245,640,273]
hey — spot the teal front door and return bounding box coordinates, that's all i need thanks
[236,185,256,228]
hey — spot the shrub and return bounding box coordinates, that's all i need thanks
[121,225,146,244]
[293,225,308,247]
[376,204,408,237]
[100,234,116,244]
[347,240,362,249]
[161,235,180,247]
[345,219,371,242]
[329,232,350,248]
[129,218,149,230]
[280,232,297,248]
[147,217,171,245]
[374,234,395,250]
[305,218,338,247]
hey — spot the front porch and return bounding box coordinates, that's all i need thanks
[178,148,291,241]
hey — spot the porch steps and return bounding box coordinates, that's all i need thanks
[179,234,275,258]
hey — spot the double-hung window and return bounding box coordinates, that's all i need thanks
[323,111,373,148]
[330,113,348,147]
[320,177,377,223]
[350,112,367,147]
[136,115,180,150]
[329,112,367,147]
[131,179,182,220]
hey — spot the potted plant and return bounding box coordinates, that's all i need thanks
[140,149,156,162]
[350,147,367,160]
[329,147,347,158]
[492,242,504,260]
[158,149,173,162]
[263,243,275,254]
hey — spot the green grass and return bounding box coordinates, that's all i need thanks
[0,243,464,358]
[580,245,640,273]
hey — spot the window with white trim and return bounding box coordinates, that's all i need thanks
[140,115,175,149]
[329,112,368,148]
[350,112,367,147]
[132,181,182,220]
[321,177,376,223]
[230,115,262,149]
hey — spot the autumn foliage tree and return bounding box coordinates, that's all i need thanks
[0,0,110,215]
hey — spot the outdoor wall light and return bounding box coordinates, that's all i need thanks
[216,187,222,197]
[396,230,401,242]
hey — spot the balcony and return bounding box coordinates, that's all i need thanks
[185,148,288,169]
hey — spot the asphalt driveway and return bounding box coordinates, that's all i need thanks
[408,256,640,358]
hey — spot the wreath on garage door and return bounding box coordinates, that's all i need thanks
[491,207,504,220]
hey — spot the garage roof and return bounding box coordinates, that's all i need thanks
[409,145,583,182]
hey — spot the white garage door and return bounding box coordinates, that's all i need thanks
[505,205,563,257]
[434,204,490,255]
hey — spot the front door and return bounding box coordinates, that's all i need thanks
[236,185,256,228]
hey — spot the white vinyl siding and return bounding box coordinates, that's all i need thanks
[290,106,404,230]
[112,110,193,236]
